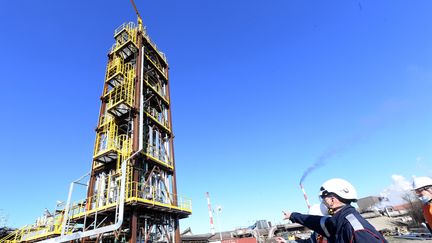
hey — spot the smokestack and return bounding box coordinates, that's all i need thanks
[206,192,215,235]
[300,183,311,209]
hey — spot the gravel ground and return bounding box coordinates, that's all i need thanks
[386,236,432,242]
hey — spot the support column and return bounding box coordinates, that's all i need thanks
[165,69,181,243]
[174,216,180,243]
[130,208,138,243]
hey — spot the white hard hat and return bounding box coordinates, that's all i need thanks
[412,176,432,190]
[320,178,358,202]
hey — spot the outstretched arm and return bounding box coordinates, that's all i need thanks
[285,211,332,238]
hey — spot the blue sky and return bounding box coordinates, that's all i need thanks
[1,0,432,234]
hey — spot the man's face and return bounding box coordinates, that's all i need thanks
[415,186,432,198]
[321,194,336,209]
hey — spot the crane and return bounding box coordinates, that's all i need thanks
[130,0,143,31]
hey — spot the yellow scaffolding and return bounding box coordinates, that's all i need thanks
[97,113,114,129]
[93,121,131,165]
[126,181,192,213]
[0,18,192,243]
[69,182,192,221]
[110,22,138,59]
[105,69,135,118]
[0,213,68,243]
[105,57,134,88]
[67,163,190,222]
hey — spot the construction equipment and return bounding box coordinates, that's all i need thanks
[130,0,143,31]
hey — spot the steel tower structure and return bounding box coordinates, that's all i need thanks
[0,18,191,243]
[82,17,191,243]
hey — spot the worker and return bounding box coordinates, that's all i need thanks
[282,178,388,243]
[412,176,432,233]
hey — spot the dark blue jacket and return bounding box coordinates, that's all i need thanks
[290,205,388,243]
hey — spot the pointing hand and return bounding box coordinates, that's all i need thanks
[282,211,292,220]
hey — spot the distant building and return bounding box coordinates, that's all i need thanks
[181,220,306,243]
[357,196,384,212]
[181,233,214,243]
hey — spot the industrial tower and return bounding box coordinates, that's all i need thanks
[0,15,191,243]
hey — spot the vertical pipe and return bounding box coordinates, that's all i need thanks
[132,19,142,157]
[61,182,75,236]
[130,23,143,243]
[144,218,148,243]
[165,66,181,243]
[130,209,138,243]
[216,207,222,241]
[139,45,145,151]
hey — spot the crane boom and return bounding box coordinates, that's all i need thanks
[130,0,143,31]
[130,0,141,19]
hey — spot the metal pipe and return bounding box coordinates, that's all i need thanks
[215,206,223,241]
[37,151,141,243]
[206,192,215,235]
[60,182,75,236]
[60,172,90,236]
[139,46,145,151]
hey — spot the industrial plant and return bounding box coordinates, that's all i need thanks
[0,2,191,242]
[1,1,432,243]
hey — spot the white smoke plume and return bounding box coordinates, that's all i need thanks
[379,174,413,208]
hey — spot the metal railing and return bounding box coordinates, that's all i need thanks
[145,76,169,103]
[93,122,130,159]
[126,181,192,213]
[114,22,136,37]
[145,106,170,130]
[105,59,134,86]
[141,27,167,63]
[145,53,167,79]
[106,73,135,113]
[0,215,67,243]
[68,182,192,221]
[109,22,138,55]
[97,114,114,128]
[145,143,172,168]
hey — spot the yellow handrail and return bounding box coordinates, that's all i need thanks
[106,75,135,112]
[0,214,67,243]
[145,106,170,130]
[98,113,114,128]
[126,181,192,213]
[105,58,134,89]
[110,23,138,54]
[145,53,167,79]
[106,57,124,81]
[144,75,169,104]
[67,180,191,222]
[93,121,119,157]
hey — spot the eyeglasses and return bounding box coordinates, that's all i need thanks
[415,186,430,194]
[319,189,334,200]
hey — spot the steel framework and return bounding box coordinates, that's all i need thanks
[1,19,191,243]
